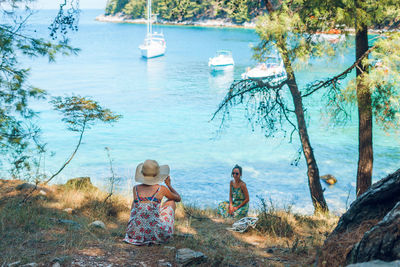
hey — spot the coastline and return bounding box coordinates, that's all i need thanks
[95,14,256,29]
[95,14,397,34]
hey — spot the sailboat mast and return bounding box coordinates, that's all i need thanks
[147,0,152,36]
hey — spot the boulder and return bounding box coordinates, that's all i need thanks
[346,260,400,267]
[176,248,206,266]
[16,183,36,190]
[64,177,96,191]
[320,174,337,185]
[319,169,400,266]
[89,220,106,229]
[57,219,81,230]
[348,202,400,263]
[158,259,172,267]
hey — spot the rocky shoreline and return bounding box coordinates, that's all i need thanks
[95,14,398,34]
[95,14,256,29]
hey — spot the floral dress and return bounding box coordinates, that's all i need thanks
[124,185,174,245]
[218,185,249,218]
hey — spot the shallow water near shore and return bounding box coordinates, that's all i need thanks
[9,9,400,214]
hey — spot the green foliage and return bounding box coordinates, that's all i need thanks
[0,4,80,178]
[254,2,343,67]
[39,96,121,185]
[122,0,146,18]
[338,34,400,130]
[106,0,130,15]
[303,0,400,131]
[106,0,263,23]
[51,95,122,132]
[226,0,251,23]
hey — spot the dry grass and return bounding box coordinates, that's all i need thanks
[0,179,339,266]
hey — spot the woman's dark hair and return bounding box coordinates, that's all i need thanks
[232,164,242,176]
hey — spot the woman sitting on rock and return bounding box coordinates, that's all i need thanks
[218,164,249,218]
[124,159,181,245]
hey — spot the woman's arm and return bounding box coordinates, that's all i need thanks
[229,181,233,205]
[130,186,136,210]
[228,181,233,214]
[233,182,249,210]
[162,176,181,202]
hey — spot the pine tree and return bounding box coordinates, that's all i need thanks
[213,0,345,213]
[303,0,400,197]
[0,0,79,178]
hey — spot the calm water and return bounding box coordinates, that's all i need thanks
[11,10,400,214]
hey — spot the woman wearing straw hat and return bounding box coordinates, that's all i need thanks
[124,159,181,245]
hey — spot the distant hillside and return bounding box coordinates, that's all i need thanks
[105,0,266,24]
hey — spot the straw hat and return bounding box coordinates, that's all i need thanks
[135,159,170,185]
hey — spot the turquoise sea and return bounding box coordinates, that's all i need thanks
[11,10,400,214]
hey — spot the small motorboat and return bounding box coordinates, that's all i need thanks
[241,56,287,82]
[208,50,234,72]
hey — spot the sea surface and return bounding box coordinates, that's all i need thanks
[8,9,400,214]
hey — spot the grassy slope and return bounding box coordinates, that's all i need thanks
[0,179,338,266]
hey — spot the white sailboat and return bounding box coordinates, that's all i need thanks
[139,0,166,58]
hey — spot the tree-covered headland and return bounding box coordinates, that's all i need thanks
[105,0,266,23]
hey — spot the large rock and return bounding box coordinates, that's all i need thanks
[89,220,106,229]
[176,248,206,266]
[16,183,36,190]
[64,177,96,191]
[319,169,400,266]
[348,202,400,263]
[346,260,400,267]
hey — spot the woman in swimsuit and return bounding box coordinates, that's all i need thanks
[124,159,181,245]
[218,164,249,218]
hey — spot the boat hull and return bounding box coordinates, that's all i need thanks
[241,72,287,82]
[139,45,166,58]
[208,51,234,72]
[241,61,286,82]
[209,64,234,72]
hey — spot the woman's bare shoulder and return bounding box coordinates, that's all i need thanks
[159,185,169,193]
[160,184,168,190]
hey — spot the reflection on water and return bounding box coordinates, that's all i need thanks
[145,57,166,91]
[209,70,234,92]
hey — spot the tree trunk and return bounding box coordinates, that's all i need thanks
[355,11,373,197]
[281,48,329,213]
[262,0,328,213]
